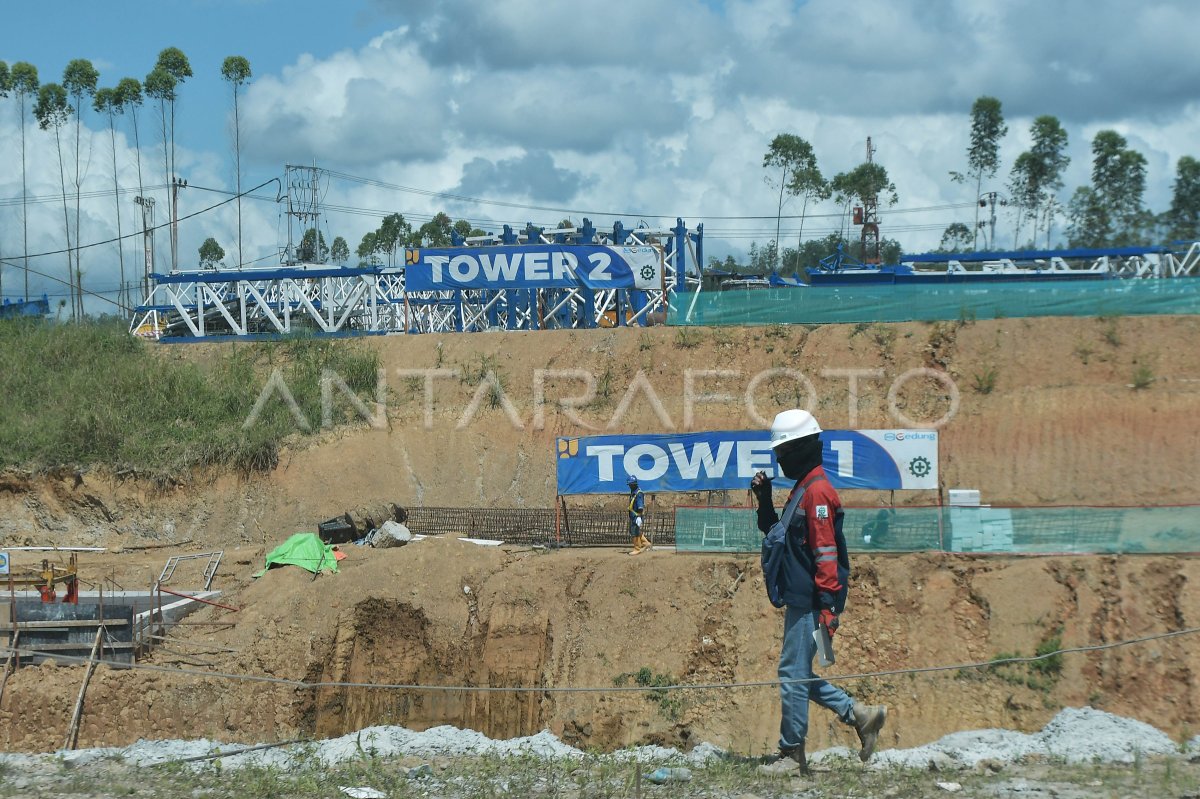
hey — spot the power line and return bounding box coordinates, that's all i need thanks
[322,167,979,222]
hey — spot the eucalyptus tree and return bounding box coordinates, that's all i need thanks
[94,87,129,311]
[951,96,1007,249]
[153,48,192,186]
[115,78,145,197]
[198,237,225,269]
[375,213,412,266]
[115,78,147,300]
[1164,155,1200,243]
[34,83,75,319]
[763,134,829,269]
[63,59,99,314]
[11,62,39,298]
[330,236,350,265]
[144,67,176,267]
[1066,131,1149,247]
[221,56,251,268]
[0,61,8,297]
[1006,116,1069,248]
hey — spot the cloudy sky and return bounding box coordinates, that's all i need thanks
[2,0,1198,313]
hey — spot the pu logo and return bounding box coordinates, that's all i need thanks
[558,439,580,458]
[405,249,420,266]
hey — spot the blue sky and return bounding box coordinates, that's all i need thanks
[2,0,1199,310]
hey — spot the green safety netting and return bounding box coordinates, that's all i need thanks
[669,279,1200,326]
[254,532,339,576]
[673,505,1200,555]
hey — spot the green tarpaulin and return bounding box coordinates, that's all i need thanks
[254,532,339,577]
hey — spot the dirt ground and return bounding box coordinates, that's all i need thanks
[1,316,1199,755]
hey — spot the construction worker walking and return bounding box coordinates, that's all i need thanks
[752,409,887,775]
[627,477,650,555]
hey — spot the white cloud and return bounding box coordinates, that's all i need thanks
[5,0,1200,307]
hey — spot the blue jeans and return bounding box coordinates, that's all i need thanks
[779,605,855,749]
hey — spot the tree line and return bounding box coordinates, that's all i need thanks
[733,96,1200,277]
[0,49,251,319]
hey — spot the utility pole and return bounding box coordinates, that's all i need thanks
[978,191,1007,251]
[284,164,323,264]
[134,195,156,303]
[170,177,187,272]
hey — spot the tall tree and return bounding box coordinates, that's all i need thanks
[221,56,251,268]
[1164,155,1200,243]
[938,222,974,253]
[63,59,99,319]
[330,236,350,265]
[11,62,39,299]
[34,84,75,320]
[0,61,8,298]
[198,237,225,269]
[116,77,147,300]
[415,212,454,247]
[1007,116,1069,248]
[356,232,380,266]
[951,96,1007,249]
[150,47,192,270]
[375,213,411,266]
[1068,130,1148,247]
[94,87,129,311]
[298,228,329,263]
[144,67,176,235]
[115,78,145,198]
[763,134,829,269]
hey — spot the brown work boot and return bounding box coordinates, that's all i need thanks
[758,742,808,776]
[851,704,887,762]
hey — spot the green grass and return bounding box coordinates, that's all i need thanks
[4,752,1197,799]
[0,318,381,480]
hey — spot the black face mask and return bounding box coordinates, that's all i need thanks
[776,434,823,480]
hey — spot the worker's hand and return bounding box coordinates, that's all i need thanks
[750,470,773,500]
[819,609,839,637]
[635,516,643,528]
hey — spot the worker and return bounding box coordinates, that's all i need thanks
[627,477,650,555]
[751,409,887,775]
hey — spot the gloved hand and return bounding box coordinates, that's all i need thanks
[635,516,643,528]
[819,609,839,637]
[750,470,773,501]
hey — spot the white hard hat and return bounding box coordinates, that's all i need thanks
[769,409,822,449]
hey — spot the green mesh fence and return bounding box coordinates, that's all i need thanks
[673,505,1200,554]
[669,279,1200,326]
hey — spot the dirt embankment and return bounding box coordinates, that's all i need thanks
[1,541,1196,754]
[1,316,1198,753]
[2,316,1198,551]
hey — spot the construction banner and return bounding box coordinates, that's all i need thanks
[403,245,662,291]
[555,429,938,495]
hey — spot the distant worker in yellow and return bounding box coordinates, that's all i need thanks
[627,477,650,554]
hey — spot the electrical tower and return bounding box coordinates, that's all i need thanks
[284,164,324,264]
[859,136,881,265]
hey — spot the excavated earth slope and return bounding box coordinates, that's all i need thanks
[1,316,1198,753]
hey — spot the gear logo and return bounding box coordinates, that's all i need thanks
[907,456,932,478]
[639,265,657,281]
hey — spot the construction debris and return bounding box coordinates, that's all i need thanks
[365,520,412,549]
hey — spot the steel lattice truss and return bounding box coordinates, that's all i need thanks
[130,220,704,341]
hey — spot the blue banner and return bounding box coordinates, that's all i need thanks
[555,429,938,495]
[403,245,662,291]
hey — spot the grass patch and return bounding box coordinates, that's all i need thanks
[0,318,381,480]
[972,365,999,394]
[613,666,683,720]
[674,327,702,349]
[1131,363,1155,390]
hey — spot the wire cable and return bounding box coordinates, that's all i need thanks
[2,625,1195,695]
